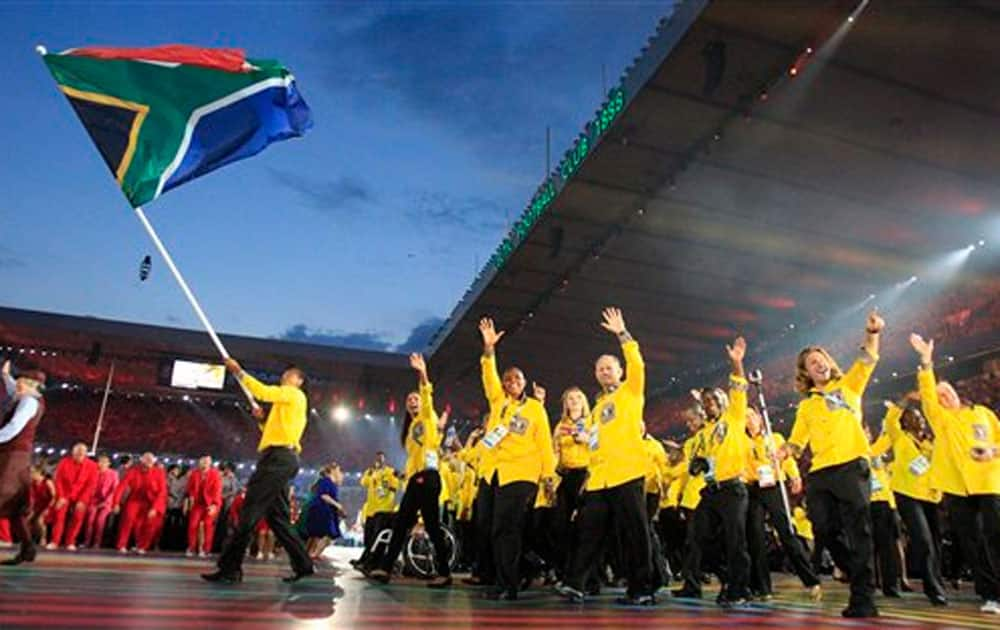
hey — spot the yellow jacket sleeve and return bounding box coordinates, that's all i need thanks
[841,350,879,396]
[917,367,944,437]
[728,375,749,434]
[622,340,645,399]
[789,404,810,452]
[419,381,440,450]
[239,372,299,404]
[361,470,373,491]
[872,405,903,457]
[782,454,801,479]
[535,408,556,479]
[385,469,400,491]
[481,354,505,407]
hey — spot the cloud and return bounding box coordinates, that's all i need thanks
[397,317,446,353]
[408,191,506,234]
[280,323,393,352]
[268,168,375,214]
[278,316,446,353]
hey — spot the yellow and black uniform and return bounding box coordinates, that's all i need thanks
[476,352,555,598]
[744,430,819,595]
[679,374,752,601]
[918,366,1000,603]
[867,446,902,597]
[788,349,879,613]
[376,381,451,579]
[674,434,706,594]
[870,403,946,602]
[357,465,399,567]
[658,460,687,578]
[216,371,312,578]
[552,416,590,578]
[564,339,654,600]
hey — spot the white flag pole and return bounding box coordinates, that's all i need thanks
[133,206,261,413]
[91,360,115,454]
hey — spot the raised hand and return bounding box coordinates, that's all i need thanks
[409,353,427,375]
[224,358,242,375]
[532,381,546,404]
[479,317,505,350]
[909,333,934,365]
[1,360,9,378]
[600,307,626,335]
[867,308,885,334]
[726,336,747,363]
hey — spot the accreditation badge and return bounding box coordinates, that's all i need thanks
[483,424,509,449]
[870,475,883,493]
[424,450,439,470]
[757,464,776,488]
[908,455,930,477]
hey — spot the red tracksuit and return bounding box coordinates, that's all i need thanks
[51,456,99,547]
[84,468,119,548]
[114,464,167,551]
[0,517,10,543]
[186,467,222,553]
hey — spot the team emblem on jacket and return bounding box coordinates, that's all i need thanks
[510,415,529,435]
[711,422,728,443]
[972,423,987,441]
[600,403,616,423]
[412,422,425,445]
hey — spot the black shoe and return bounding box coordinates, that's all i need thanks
[672,586,702,599]
[462,576,487,586]
[842,605,879,618]
[718,596,749,609]
[1,546,37,566]
[927,594,948,607]
[482,588,517,601]
[616,594,656,606]
[555,582,585,603]
[367,568,391,584]
[201,569,243,584]
[883,588,902,598]
[427,575,452,589]
[900,581,914,593]
[282,567,316,583]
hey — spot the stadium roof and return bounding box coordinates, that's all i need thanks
[425,0,1000,417]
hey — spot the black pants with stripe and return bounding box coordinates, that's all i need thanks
[379,470,450,577]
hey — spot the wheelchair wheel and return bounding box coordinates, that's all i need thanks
[403,524,458,578]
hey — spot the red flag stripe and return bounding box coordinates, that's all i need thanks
[65,44,248,72]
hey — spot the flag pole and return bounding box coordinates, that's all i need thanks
[91,360,115,454]
[133,206,261,413]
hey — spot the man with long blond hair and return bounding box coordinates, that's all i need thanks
[781,309,884,619]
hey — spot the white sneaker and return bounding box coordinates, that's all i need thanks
[185,550,194,557]
[267,552,275,561]
[45,543,57,551]
[118,547,128,554]
[135,549,146,555]
[198,551,207,558]
[66,545,77,552]
[981,600,1000,614]
[255,552,264,560]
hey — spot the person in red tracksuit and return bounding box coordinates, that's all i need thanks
[113,452,167,554]
[48,443,99,550]
[186,456,222,557]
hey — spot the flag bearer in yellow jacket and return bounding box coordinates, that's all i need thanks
[864,424,902,599]
[871,399,946,606]
[551,387,591,580]
[910,333,1000,615]
[368,353,452,588]
[353,451,399,571]
[744,407,821,601]
[476,317,556,601]
[557,308,655,606]
[782,309,884,619]
[675,336,750,607]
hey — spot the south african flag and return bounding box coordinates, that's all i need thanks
[41,44,312,207]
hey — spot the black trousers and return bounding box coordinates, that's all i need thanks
[476,473,536,594]
[359,510,393,566]
[217,447,311,575]
[551,467,587,577]
[693,480,750,599]
[870,500,900,593]
[379,470,451,577]
[806,458,875,610]
[473,480,495,582]
[680,506,704,593]
[162,508,186,551]
[566,477,652,597]
[747,483,819,593]
[646,492,669,588]
[945,492,1000,600]
[895,493,945,599]
[659,507,686,576]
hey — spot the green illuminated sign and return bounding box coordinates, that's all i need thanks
[487,86,627,271]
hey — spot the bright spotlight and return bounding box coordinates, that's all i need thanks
[978,240,986,247]
[332,405,351,423]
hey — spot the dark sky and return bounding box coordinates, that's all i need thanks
[1,1,672,352]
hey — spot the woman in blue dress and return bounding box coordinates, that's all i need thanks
[305,463,345,559]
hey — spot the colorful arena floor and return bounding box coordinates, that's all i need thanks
[0,547,995,629]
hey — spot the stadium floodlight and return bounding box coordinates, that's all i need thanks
[332,405,351,423]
